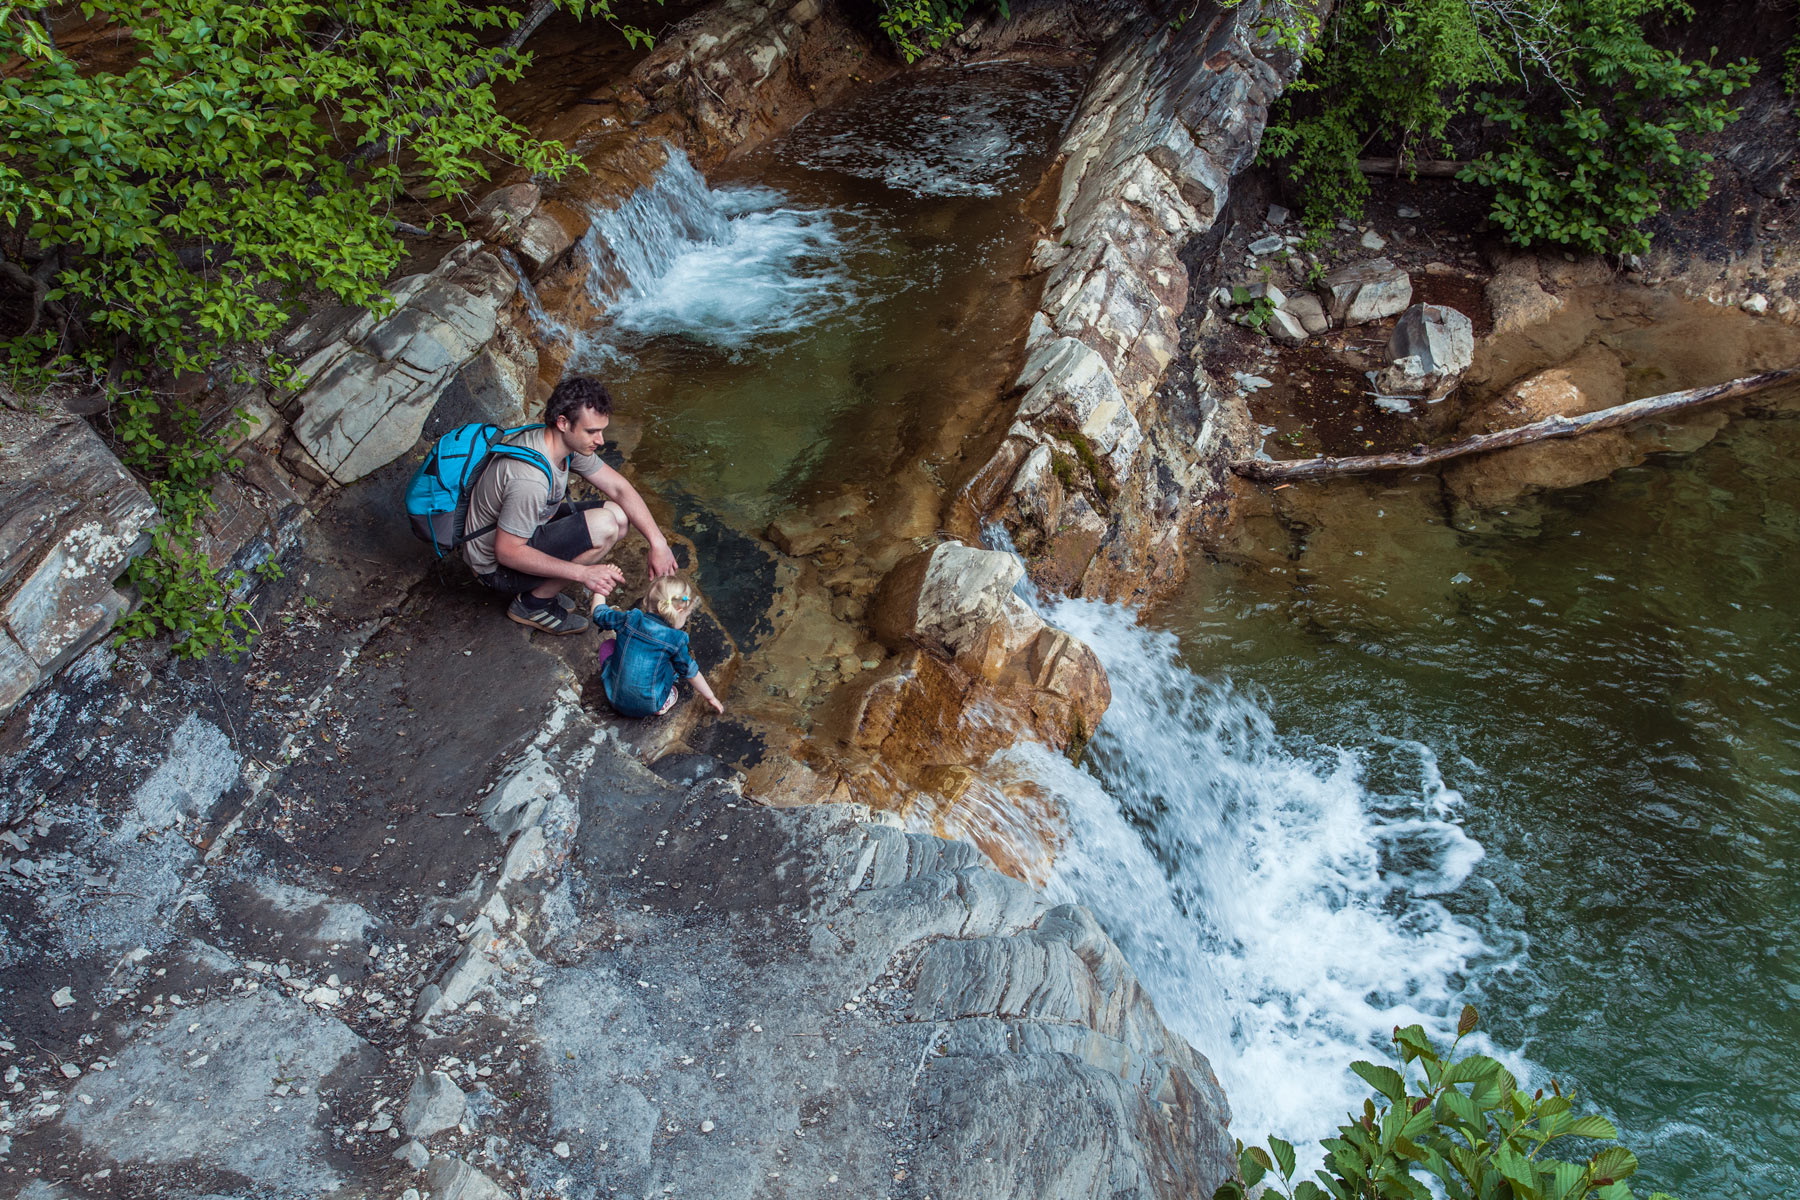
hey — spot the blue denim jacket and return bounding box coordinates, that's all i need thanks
[594,606,699,718]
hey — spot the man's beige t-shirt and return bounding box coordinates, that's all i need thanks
[461,428,601,576]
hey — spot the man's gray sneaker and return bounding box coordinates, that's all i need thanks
[507,597,590,635]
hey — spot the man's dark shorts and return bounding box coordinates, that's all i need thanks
[477,500,614,594]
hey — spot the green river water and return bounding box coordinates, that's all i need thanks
[1153,410,1800,1195]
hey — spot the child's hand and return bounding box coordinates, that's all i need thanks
[706,695,724,714]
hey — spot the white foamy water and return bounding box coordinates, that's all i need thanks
[783,62,1083,197]
[573,150,858,354]
[993,593,1504,1157]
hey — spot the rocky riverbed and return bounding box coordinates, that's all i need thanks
[9,0,1793,1195]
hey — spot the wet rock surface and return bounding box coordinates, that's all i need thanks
[0,451,1228,1199]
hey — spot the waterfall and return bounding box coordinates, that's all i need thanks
[496,249,573,345]
[970,549,1508,1161]
[570,149,859,355]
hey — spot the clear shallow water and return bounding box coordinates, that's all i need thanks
[1031,412,1800,1196]
[572,64,1082,528]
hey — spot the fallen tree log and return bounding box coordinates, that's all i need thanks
[1232,366,1800,484]
[1358,157,1468,178]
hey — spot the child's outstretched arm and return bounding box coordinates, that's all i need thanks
[689,669,724,714]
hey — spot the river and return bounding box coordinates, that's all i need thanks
[1029,404,1800,1196]
[551,58,1798,1200]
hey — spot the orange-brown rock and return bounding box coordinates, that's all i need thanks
[828,542,1109,837]
[1487,344,1627,428]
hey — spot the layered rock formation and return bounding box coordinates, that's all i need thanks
[0,509,1230,1196]
[957,0,1318,604]
[821,542,1109,854]
[0,412,157,719]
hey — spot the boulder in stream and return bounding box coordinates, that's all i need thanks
[1322,257,1413,327]
[840,542,1111,821]
[1374,303,1474,399]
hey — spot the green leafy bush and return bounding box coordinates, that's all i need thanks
[1,0,636,656]
[1259,0,1516,232]
[1461,12,1753,255]
[1260,0,1753,257]
[1214,1006,1676,1200]
[872,0,1007,61]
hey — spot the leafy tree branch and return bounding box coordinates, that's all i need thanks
[0,0,644,656]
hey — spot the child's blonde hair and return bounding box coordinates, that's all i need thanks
[643,574,698,627]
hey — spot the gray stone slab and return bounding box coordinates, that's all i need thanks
[55,990,372,1194]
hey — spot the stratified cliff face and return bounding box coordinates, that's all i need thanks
[956,0,1320,605]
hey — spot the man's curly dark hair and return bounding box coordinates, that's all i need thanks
[544,376,614,428]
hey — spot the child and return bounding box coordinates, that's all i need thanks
[592,575,724,718]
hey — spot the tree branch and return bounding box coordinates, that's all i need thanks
[347,0,558,166]
[1358,157,1469,178]
[1232,367,1800,484]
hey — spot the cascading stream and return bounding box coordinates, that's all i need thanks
[571,149,860,357]
[1018,598,1498,1151]
[972,526,1507,1157]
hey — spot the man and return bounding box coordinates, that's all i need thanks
[463,376,678,634]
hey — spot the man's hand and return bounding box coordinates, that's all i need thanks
[647,541,679,579]
[576,562,625,595]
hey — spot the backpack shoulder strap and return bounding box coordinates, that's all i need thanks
[482,425,557,485]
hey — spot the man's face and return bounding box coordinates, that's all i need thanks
[559,410,610,457]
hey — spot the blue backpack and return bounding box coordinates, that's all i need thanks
[405,423,562,558]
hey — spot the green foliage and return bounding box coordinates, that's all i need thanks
[1260,0,1752,256]
[1260,0,1511,231]
[109,377,260,658]
[1230,284,1279,333]
[0,0,628,374]
[1060,428,1113,503]
[1,0,635,657]
[1460,8,1753,255]
[872,0,1007,61]
[1214,1006,1678,1200]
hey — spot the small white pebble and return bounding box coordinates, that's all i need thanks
[553,1141,571,1159]
[700,1120,715,1133]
